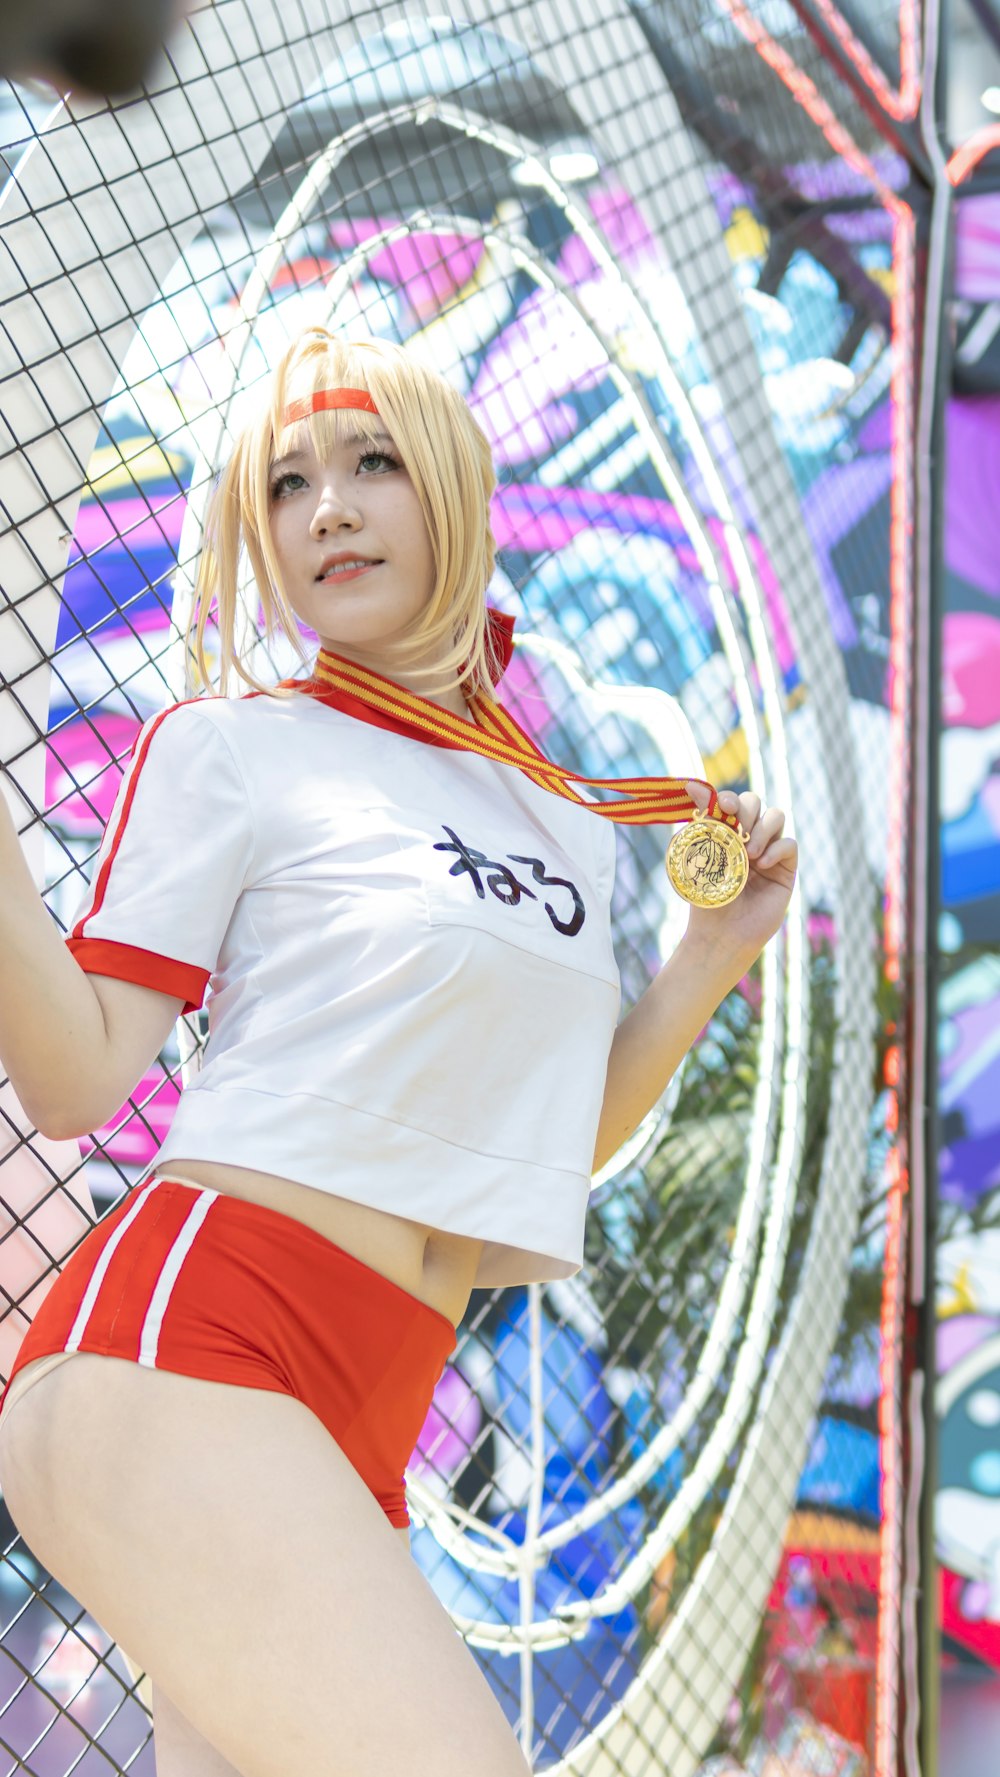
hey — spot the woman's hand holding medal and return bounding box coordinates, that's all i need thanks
[673,781,798,970]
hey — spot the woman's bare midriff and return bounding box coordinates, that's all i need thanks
[153,1158,484,1331]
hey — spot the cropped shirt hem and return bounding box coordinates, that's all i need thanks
[154,1083,590,1290]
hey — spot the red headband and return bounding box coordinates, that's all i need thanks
[281,388,379,427]
[278,383,513,686]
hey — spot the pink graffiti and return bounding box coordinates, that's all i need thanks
[956,193,1000,303]
[943,611,1000,729]
[328,220,483,321]
[45,714,141,835]
[412,1362,482,1480]
[80,1067,181,1168]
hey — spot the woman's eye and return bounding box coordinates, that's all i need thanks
[357,450,399,474]
[269,471,306,498]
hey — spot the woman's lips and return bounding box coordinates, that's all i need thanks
[317,561,380,585]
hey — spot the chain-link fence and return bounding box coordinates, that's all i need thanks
[0,2,931,1771]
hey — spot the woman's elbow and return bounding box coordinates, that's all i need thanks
[24,1087,104,1144]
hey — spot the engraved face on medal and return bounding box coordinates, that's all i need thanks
[666,813,750,909]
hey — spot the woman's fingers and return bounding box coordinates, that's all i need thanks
[686,783,762,828]
[717,788,762,840]
[746,806,785,861]
[685,783,793,875]
[756,835,798,875]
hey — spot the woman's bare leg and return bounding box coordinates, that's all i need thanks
[147,1527,414,1777]
[0,1356,530,1777]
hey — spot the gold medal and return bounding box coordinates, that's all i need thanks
[666,811,750,908]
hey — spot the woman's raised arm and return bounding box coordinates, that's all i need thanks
[0,792,182,1141]
[593,784,798,1175]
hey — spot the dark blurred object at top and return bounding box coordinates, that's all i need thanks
[0,0,187,96]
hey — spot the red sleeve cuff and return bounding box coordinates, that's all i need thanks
[66,937,210,1015]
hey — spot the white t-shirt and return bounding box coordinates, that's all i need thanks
[67,685,621,1287]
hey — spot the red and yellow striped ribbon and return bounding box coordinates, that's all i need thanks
[304,646,738,833]
[273,375,734,832]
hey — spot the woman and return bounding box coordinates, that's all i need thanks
[0,328,797,1777]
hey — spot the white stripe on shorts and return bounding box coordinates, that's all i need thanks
[137,1187,218,1367]
[64,1178,218,1364]
[65,1178,162,1354]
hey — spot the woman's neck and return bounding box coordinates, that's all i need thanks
[314,639,474,723]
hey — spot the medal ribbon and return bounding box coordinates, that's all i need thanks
[298,644,738,833]
[278,384,738,833]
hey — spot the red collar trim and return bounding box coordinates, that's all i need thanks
[285,606,516,746]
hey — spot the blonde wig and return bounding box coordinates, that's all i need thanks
[187,329,502,702]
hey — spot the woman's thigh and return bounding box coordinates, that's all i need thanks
[0,1354,528,1777]
[151,1528,414,1777]
[153,1682,247,1777]
[1,1351,75,1421]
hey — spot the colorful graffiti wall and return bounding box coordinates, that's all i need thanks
[936,189,1000,1677]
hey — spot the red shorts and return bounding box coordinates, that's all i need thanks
[0,1176,457,1530]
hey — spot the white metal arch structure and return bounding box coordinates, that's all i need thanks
[0,3,878,1773]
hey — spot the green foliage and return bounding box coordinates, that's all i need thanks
[582,898,895,1687]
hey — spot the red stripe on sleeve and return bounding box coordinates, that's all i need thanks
[70,697,209,942]
[67,937,210,1015]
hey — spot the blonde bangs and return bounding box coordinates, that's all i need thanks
[269,337,388,464]
[189,327,500,702]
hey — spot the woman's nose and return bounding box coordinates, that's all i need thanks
[309,482,361,536]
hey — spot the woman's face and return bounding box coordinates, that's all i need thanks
[267,420,437,664]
